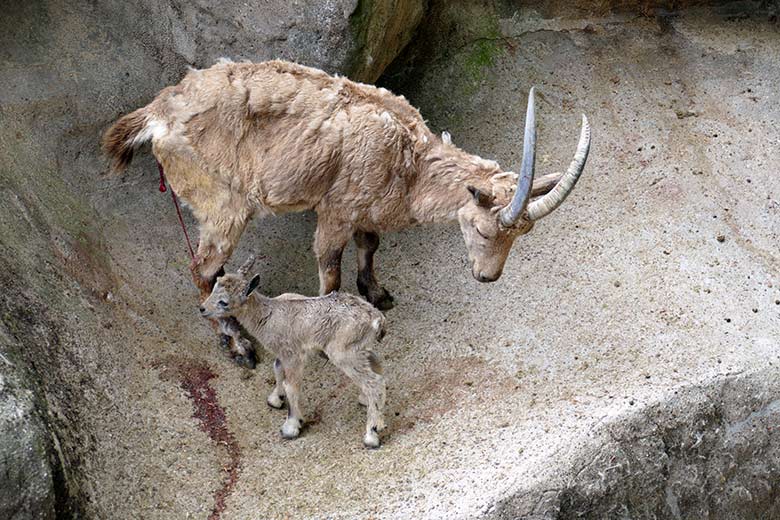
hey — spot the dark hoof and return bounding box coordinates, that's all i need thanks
[233,351,257,370]
[358,280,395,311]
[372,289,395,311]
[219,334,232,352]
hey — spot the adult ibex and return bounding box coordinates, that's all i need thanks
[103,59,590,364]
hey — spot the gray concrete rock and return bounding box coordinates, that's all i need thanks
[491,370,780,518]
[116,0,425,82]
[2,0,779,518]
[379,2,780,517]
[0,1,421,517]
[0,357,57,520]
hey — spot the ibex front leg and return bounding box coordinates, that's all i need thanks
[354,230,394,310]
[267,358,286,409]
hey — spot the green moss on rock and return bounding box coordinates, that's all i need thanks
[380,0,506,128]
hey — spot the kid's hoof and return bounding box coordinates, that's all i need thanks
[363,430,381,449]
[281,419,301,439]
[358,392,368,407]
[267,392,285,409]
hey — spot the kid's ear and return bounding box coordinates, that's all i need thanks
[244,274,260,298]
[467,185,495,207]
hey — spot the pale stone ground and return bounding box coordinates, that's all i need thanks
[85,6,780,519]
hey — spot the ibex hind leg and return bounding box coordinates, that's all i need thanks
[193,214,257,368]
[330,346,386,449]
[280,359,306,440]
[314,218,352,295]
[354,231,394,311]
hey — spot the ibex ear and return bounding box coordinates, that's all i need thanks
[244,274,261,298]
[467,185,494,208]
[442,131,452,145]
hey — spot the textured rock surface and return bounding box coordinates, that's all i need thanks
[0,1,419,517]
[0,357,58,520]
[127,0,426,82]
[491,370,780,518]
[349,0,427,82]
[2,0,779,519]
[380,2,780,517]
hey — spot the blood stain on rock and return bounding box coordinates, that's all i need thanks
[154,357,241,520]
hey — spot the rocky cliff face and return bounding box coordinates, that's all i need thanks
[0,1,421,517]
[0,356,61,519]
[2,1,779,519]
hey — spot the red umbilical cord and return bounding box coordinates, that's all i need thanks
[157,161,195,260]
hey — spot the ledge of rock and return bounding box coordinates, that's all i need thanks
[0,1,421,517]
[2,1,779,518]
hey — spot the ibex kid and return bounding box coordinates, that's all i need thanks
[200,256,387,448]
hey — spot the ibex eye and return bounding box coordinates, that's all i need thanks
[218,300,229,308]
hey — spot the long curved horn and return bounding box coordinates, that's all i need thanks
[526,114,591,221]
[499,87,537,228]
[237,255,257,276]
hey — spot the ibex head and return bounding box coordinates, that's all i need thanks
[457,88,591,282]
[200,255,259,318]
